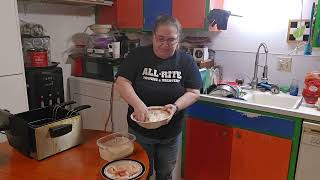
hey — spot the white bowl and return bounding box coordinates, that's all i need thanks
[130,106,172,129]
[96,132,135,161]
[89,24,112,34]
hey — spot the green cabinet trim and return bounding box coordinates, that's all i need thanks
[287,120,302,180]
[204,0,210,31]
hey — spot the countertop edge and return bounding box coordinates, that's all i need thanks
[199,95,320,121]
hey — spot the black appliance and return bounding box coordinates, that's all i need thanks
[25,63,64,110]
[0,102,91,160]
[82,55,122,81]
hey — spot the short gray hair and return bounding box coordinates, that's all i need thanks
[153,15,181,36]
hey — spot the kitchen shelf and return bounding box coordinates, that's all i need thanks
[18,0,113,6]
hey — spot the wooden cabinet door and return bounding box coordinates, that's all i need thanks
[96,4,116,25]
[117,0,143,28]
[72,93,112,131]
[230,128,292,180]
[144,0,172,30]
[172,0,207,29]
[96,0,143,29]
[184,118,232,180]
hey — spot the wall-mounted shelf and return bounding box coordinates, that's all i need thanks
[18,0,113,6]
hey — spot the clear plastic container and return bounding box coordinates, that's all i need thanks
[97,132,136,161]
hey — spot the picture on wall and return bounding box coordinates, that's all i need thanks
[287,19,310,42]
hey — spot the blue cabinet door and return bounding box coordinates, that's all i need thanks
[144,0,172,30]
[187,102,296,139]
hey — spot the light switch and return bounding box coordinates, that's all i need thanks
[277,56,292,72]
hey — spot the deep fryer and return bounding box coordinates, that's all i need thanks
[0,101,91,160]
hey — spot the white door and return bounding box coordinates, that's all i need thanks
[0,74,28,113]
[296,122,320,180]
[72,93,112,131]
[0,0,24,76]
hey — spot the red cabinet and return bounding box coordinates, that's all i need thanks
[117,0,143,28]
[96,0,143,29]
[97,0,221,30]
[230,128,292,180]
[172,0,207,29]
[184,118,232,180]
[184,119,292,180]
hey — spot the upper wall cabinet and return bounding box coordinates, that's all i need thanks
[97,0,224,31]
[118,0,143,28]
[143,0,172,30]
[18,0,114,6]
[96,0,143,29]
[172,0,207,29]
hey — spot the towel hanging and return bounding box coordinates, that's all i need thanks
[207,9,242,30]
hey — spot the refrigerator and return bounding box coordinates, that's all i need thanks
[0,0,28,114]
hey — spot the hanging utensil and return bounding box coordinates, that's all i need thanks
[207,9,242,30]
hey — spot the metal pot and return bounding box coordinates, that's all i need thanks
[210,84,240,98]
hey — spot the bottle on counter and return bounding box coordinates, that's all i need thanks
[280,86,290,94]
[289,79,299,96]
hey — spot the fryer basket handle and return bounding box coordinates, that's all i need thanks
[49,124,72,138]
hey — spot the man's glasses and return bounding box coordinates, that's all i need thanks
[154,34,178,45]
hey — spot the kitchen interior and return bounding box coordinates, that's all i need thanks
[0,0,320,179]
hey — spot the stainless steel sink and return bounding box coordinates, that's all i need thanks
[243,92,303,109]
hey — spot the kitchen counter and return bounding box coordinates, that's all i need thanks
[200,94,320,121]
[0,130,149,180]
[185,93,309,180]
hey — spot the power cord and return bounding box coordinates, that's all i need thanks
[104,83,114,132]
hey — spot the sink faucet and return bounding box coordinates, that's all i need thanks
[251,43,269,89]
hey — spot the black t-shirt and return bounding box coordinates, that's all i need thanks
[116,45,201,139]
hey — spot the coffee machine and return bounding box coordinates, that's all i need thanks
[25,64,64,110]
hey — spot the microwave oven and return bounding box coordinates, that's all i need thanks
[82,55,122,81]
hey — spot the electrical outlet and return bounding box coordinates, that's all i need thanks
[277,56,292,72]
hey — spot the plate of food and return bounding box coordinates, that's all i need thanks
[130,106,173,129]
[101,159,145,180]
